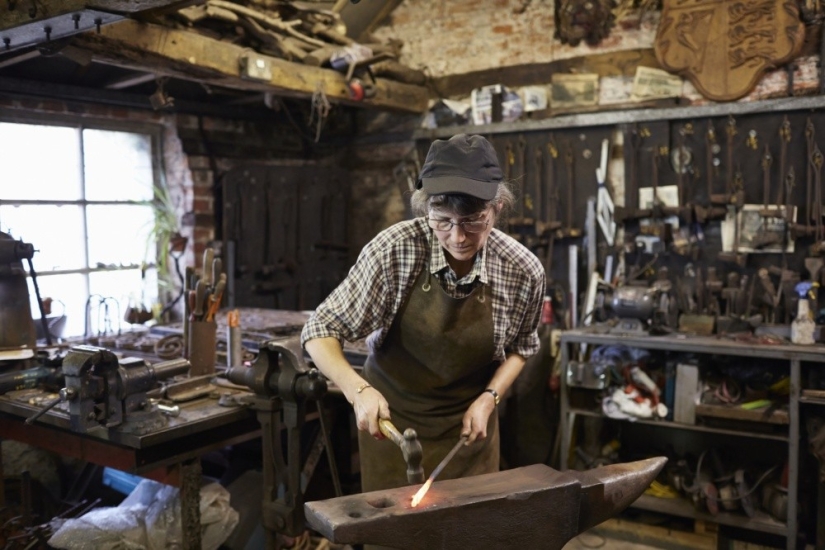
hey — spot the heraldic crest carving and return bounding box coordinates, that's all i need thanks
[654,0,805,101]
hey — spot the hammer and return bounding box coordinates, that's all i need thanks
[378,419,424,485]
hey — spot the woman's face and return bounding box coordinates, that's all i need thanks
[428,205,496,266]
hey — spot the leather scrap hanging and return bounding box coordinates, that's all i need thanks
[654,0,805,101]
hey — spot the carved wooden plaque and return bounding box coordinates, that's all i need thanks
[654,0,805,101]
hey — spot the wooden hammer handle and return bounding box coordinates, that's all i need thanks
[378,418,404,447]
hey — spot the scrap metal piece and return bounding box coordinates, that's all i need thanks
[305,457,666,550]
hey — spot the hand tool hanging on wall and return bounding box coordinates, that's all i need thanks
[717,116,744,208]
[806,119,815,235]
[595,138,616,246]
[675,124,690,209]
[753,145,784,249]
[517,135,527,220]
[777,116,792,206]
[805,147,825,283]
[503,140,515,233]
[706,120,717,204]
[693,121,727,223]
[718,169,747,267]
[542,140,563,280]
[544,140,562,233]
[615,124,649,223]
[509,135,535,236]
[562,142,582,238]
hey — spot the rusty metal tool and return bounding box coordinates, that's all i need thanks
[305,457,667,550]
[777,116,791,206]
[517,135,527,220]
[378,418,424,485]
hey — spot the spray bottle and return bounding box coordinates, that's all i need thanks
[791,281,816,345]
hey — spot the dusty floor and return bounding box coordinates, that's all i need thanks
[565,531,666,549]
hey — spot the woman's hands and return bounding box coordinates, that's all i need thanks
[351,384,391,438]
[461,391,497,444]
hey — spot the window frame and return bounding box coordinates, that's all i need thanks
[0,110,167,335]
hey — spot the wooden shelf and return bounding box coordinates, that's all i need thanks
[560,329,825,363]
[568,407,789,442]
[560,327,808,550]
[413,95,825,139]
[631,494,788,537]
[71,20,430,114]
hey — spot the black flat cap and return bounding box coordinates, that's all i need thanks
[416,134,502,200]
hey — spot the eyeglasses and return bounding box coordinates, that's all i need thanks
[427,217,489,233]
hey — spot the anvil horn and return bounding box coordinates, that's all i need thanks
[305,457,667,550]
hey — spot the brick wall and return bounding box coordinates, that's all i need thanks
[371,0,656,78]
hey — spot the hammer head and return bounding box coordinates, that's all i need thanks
[401,428,424,484]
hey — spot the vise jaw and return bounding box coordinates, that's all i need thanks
[62,345,123,433]
[61,345,164,433]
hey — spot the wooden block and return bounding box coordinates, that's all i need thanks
[694,403,789,425]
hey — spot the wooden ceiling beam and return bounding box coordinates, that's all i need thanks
[71,19,430,113]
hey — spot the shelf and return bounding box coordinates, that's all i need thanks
[568,408,789,442]
[800,396,825,406]
[413,96,825,139]
[631,494,788,537]
[561,329,825,363]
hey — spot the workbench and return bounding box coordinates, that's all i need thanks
[559,328,825,550]
[0,377,261,549]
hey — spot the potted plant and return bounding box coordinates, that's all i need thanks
[145,184,187,320]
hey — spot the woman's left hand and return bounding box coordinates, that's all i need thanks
[461,392,497,444]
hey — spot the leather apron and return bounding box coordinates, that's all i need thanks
[358,257,499,496]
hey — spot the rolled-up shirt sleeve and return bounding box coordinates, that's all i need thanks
[301,239,390,347]
[504,268,545,359]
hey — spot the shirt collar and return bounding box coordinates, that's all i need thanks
[428,229,489,285]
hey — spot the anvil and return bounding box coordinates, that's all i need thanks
[305,457,666,550]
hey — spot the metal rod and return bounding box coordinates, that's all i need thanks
[428,435,467,483]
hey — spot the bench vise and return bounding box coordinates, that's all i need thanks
[27,345,190,434]
[226,337,328,543]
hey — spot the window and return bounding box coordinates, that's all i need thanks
[0,120,162,339]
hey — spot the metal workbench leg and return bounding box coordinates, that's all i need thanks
[180,458,202,550]
[788,359,800,550]
[560,341,572,471]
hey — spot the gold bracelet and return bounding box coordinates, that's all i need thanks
[484,388,500,406]
[349,382,371,404]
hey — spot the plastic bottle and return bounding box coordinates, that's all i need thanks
[791,281,815,345]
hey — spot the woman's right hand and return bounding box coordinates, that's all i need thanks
[351,385,391,438]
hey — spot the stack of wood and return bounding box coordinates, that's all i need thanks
[167,0,427,85]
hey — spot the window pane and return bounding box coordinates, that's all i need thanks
[27,273,87,339]
[0,205,86,271]
[83,129,154,201]
[89,268,158,330]
[87,204,154,267]
[0,123,82,200]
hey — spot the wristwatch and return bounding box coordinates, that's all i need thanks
[484,388,500,406]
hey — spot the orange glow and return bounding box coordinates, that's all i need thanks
[410,479,432,507]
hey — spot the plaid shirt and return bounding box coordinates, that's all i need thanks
[301,217,546,362]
